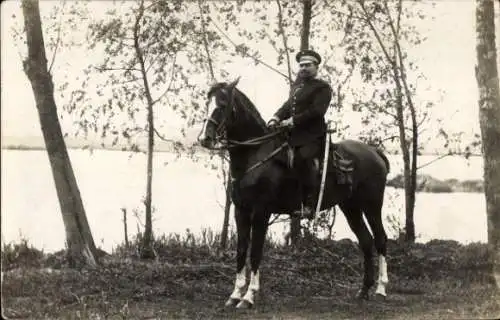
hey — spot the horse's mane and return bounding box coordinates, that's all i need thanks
[207,82,267,131]
[232,88,267,130]
[207,82,227,99]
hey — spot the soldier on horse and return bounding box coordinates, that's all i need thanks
[198,63,391,306]
[267,49,333,218]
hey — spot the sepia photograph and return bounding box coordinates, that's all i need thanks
[1,0,499,318]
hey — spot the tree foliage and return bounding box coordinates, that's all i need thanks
[19,0,446,248]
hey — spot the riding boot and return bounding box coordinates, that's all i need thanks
[301,162,319,220]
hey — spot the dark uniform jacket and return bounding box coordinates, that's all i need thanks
[274,77,333,147]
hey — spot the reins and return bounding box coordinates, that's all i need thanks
[201,83,291,175]
[203,123,289,175]
[222,130,285,148]
[244,141,289,174]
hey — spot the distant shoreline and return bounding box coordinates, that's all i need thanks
[1,143,483,158]
[3,144,484,194]
[0,142,199,154]
[387,174,484,193]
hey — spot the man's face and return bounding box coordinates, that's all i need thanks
[298,61,318,79]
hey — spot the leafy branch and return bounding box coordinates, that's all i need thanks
[209,18,289,80]
[48,0,66,74]
[275,0,293,86]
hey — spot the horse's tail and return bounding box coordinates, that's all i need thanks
[375,148,390,173]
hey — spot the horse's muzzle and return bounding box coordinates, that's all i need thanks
[199,136,214,149]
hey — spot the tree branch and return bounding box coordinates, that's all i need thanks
[153,127,176,143]
[48,0,66,74]
[145,49,162,74]
[357,0,394,66]
[276,0,293,85]
[118,76,143,86]
[198,0,216,81]
[209,19,289,80]
[95,66,142,73]
[395,0,402,37]
[379,135,400,145]
[417,153,452,170]
[264,30,283,56]
[143,0,163,12]
[381,107,399,120]
[383,0,419,174]
[325,5,368,22]
[152,54,177,106]
[416,111,428,128]
[364,102,398,119]
[324,2,388,26]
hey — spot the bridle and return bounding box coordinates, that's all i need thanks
[199,84,290,175]
[200,87,285,150]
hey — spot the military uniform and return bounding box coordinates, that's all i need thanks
[273,77,332,148]
[269,49,333,217]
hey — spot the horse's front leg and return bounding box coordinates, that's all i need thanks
[225,207,251,307]
[237,210,271,309]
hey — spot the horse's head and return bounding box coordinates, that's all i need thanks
[198,77,267,149]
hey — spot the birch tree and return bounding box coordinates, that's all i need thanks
[21,0,98,267]
[325,0,432,242]
[475,0,500,290]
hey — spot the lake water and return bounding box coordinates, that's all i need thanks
[1,149,487,253]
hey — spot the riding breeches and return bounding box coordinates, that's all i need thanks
[294,137,324,188]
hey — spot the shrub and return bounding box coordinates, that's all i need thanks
[2,237,44,271]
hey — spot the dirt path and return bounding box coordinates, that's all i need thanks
[3,272,498,319]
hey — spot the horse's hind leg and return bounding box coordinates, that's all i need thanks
[237,210,271,309]
[225,206,251,307]
[339,201,375,300]
[363,196,389,298]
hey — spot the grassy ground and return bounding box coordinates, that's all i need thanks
[2,234,499,319]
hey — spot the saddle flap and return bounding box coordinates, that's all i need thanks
[337,158,354,172]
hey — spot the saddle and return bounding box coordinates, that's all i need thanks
[330,146,354,185]
[285,142,355,186]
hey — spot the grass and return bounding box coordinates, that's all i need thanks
[2,231,499,319]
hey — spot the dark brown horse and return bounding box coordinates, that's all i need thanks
[198,79,390,309]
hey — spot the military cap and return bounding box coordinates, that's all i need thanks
[295,49,322,65]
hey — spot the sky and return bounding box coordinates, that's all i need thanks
[1,0,497,153]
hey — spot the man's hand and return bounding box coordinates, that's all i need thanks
[267,117,280,129]
[279,117,294,128]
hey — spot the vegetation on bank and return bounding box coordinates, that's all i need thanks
[1,140,192,154]
[2,231,499,319]
[387,174,484,193]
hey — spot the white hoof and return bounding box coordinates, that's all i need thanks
[375,292,387,300]
[375,285,387,301]
[225,298,240,307]
[236,299,253,309]
[375,282,387,298]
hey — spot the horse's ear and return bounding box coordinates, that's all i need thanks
[229,76,241,88]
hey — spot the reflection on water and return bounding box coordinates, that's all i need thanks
[1,149,486,253]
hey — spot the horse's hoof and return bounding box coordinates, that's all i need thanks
[374,293,387,301]
[224,298,240,308]
[356,289,370,300]
[236,299,253,309]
